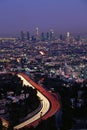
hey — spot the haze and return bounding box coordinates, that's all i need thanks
[0,0,87,36]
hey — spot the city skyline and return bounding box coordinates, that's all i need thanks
[0,0,87,36]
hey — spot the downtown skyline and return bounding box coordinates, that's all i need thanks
[0,0,87,37]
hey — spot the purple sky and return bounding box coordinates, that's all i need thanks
[0,0,87,36]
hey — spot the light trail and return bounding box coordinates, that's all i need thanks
[13,73,60,130]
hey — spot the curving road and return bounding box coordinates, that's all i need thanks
[14,73,60,130]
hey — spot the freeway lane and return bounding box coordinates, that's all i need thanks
[14,73,60,130]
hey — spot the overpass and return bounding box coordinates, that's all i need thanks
[14,73,60,130]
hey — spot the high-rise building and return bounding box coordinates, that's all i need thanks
[50,29,55,41]
[21,31,25,41]
[35,27,40,41]
[66,32,70,43]
[46,32,50,41]
[67,32,70,38]
[31,35,36,42]
[36,27,39,36]
[41,32,45,41]
[26,31,30,40]
[21,31,30,41]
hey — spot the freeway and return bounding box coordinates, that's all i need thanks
[14,73,60,130]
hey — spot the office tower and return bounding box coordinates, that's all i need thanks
[36,27,39,36]
[67,32,70,38]
[26,31,30,40]
[21,31,25,41]
[31,35,36,42]
[41,32,45,41]
[46,32,50,41]
[50,29,55,41]
[66,32,70,43]
[35,27,40,41]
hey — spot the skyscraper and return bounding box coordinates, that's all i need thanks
[21,31,25,41]
[26,31,30,40]
[36,27,39,36]
[41,32,45,41]
[66,32,70,43]
[35,27,39,41]
[67,32,70,38]
[46,32,50,41]
[50,29,55,41]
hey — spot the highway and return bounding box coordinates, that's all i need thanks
[13,73,60,130]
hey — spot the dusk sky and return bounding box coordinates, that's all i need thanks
[0,0,87,36]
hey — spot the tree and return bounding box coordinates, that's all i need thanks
[0,118,3,129]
